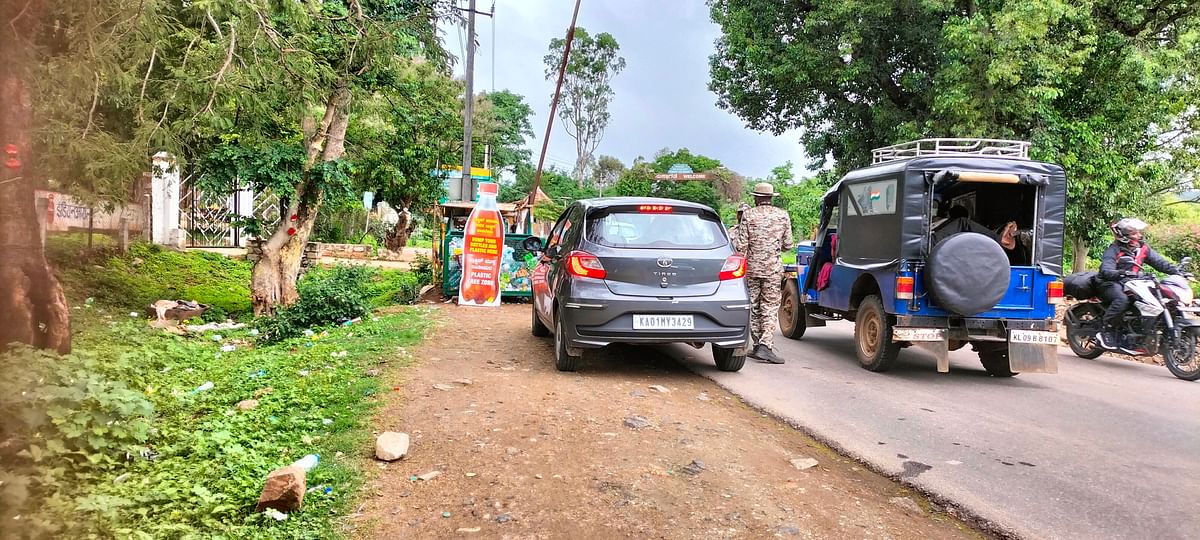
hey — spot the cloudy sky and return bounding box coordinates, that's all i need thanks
[443,0,808,180]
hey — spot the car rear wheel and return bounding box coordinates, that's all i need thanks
[976,342,1018,377]
[712,345,746,372]
[554,310,580,372]
[779,280,806,340]
[854,294,900,372]
[531,304,550,337]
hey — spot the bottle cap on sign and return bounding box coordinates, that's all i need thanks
[478,182,498,196]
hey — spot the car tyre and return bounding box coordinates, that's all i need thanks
[854,294,901,372]
[976,342,1018,377]
[712,346,746,372]
[554,309,580,372]
[531,304,550,337]
[779,280,807,339]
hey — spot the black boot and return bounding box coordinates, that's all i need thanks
[756,346,785,364]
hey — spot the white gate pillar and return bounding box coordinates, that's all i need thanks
[151,152,182,246]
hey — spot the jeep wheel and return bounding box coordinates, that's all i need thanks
[976,342,1018,377]
[554,310,581,372]
[854,295,901,372]
[532,304,550,337]
[779,280,806,339]
[712,345,746,372]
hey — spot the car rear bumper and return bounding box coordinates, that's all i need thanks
[558,283,751,349]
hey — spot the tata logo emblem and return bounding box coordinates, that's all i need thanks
[656,256,673,268]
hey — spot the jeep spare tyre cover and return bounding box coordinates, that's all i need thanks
[926,232,1010,316]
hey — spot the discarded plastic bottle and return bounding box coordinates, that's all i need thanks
[293,454,320,471]
[192,381,214,394]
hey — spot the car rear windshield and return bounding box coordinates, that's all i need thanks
[585,207,727,249]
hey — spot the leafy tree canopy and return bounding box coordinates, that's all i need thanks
[710,0,1200,266]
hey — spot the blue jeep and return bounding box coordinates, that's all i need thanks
[779,139,1066,376]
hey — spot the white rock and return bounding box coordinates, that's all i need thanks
[375,432,411,461]
[649,385,670,393]
[789,457,819,470]
[417,470,441,481]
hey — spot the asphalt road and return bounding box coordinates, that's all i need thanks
[666,323,1200,540]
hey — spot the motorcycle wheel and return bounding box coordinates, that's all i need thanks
[1162,331,1200,381]
[1065,305,1105,359]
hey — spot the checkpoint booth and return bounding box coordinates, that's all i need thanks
[431,166,547,300]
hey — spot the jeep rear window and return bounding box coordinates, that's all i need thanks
[585,208,727,249]
[846,180,897,216]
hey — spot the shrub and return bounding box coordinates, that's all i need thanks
[367,269,422,307]
[257,265,374,341]
[1149,223,1200,263]
[0,346,155,538]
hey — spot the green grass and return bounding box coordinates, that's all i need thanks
[49,237,254,318]
[6,303,434,539]
[1,235,437,538]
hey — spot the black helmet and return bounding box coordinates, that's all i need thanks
[1111,217,1147,246]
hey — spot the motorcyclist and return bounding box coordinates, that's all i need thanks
[1095,217,1181,349]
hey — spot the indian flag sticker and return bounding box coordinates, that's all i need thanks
[869,190,881,201]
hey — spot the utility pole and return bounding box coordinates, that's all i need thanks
[460,0,478,202]
[529,0,583,207]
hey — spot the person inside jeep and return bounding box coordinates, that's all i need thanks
[1095,217,1181,349]
[932,204,996,244]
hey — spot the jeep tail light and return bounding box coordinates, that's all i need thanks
[638,204,673,213]
[719,254,747,281]
[1048,280,1063,304]
[566,251,606,279]
[896,276,914,300]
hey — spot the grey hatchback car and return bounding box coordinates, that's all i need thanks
[526,197,751,372]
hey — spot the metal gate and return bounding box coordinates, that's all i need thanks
[180,175,281,247]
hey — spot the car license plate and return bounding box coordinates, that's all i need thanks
[633,315,694,330]
[1010,329,1059,345]
[892,328,945,342]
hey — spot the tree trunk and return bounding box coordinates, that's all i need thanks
[385,206,414,251]
[0,0,72,353]
[250,84,351,316]
[1071,235,1089,272]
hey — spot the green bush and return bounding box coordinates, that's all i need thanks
[257,265,375,342]
[1149,223,1200,263]
[367,269,422,307]
[0,346,155,539]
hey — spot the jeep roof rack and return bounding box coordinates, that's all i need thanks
[871,138,1030,165]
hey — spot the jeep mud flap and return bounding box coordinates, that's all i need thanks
[1007,341,1059,373]
[892,328,951,372]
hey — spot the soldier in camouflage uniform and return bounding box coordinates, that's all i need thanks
[732,183,794,364]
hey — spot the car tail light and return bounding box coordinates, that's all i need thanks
[896,276,914,300]
[566,251,606,279]
[719,254,747,280]
[638,204,673,213]
[1048,280,1064,304]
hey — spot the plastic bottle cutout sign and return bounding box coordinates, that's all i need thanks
[458,182,504,306]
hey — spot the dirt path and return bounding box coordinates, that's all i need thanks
[355,304,986,539]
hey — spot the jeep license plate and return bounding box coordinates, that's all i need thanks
[633,315,694,330]
[1010,329,1059,345]
[892,328,945,342]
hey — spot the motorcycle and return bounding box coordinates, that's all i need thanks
[1063,256,1200,381]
